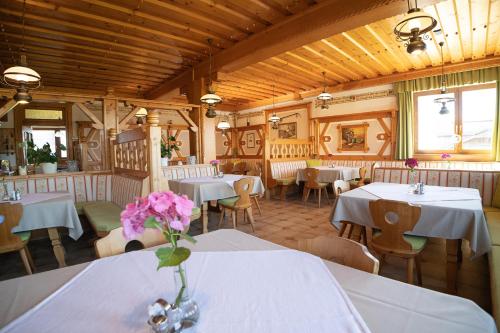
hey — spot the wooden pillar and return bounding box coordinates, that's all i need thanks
[103,88,118,170]
[146,110,166,192]
[186,78,204,164]
[108,128,117,173]
[64,102,74,160]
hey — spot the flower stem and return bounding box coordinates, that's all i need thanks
[175,264,187,307]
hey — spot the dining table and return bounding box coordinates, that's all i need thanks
[332,182,492,294]
[0,229,495,332]
[168,174,265,233]
[296,165,360,185]
[9,192,82,267]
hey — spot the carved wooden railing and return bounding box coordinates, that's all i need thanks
[266,139,313,160]
[111,128,148,178]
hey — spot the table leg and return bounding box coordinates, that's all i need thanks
[202,202,208,234]
[446,239,459,294]
[47,227,66,268]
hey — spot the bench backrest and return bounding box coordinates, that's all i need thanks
[162,164,216,180]
[269,160,307,179]
[373,167,500,206]
[110,174,149,208]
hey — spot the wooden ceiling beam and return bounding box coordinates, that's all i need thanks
[146,0,446,98]
[301,45,362,80]
[235,55,500,110]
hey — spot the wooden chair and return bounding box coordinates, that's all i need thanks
[349,166,368,189]
[298,235,379,274]
[302,167,329,208]
[0,203,35,274]
[247,163,263,215]
[332,180,367,245]
[368,199,427,285]
[222,161,234,174]
[95,227,168,258]
[233,161,248,175]
[218,177,256,232]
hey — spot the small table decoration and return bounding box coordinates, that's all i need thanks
[121,191,199,332]
[441,153,451,168]
[210,159,220,176]
[404,157,419,192]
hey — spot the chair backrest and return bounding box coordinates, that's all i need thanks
[368,199,421,253]
[234,161,247,174]
[298,235,379,274]
[333,180,350,196]
[95,227,168,258]
[222,161,234,174]
[304,167,320,188]
[247,162,262,177]
[0,203,25,253]
[233,177,254,208]
[358,166,367,184]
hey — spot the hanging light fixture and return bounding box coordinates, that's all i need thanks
[1,0,41,104]
[268,85,280,130]
[133,86,148,124]
[200,39,222,118]
[434,40,455,115]
[394,0,437,55]
[317,72,332,110]
[217,115,231,134]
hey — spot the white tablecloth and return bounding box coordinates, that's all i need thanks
[296,166,360,184]
[0,250,370,333]
[10,192,82,240]
[0,230,495,333]
[332,183,491,257]
[169,174,265,207]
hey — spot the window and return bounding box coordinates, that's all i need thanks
[32,129,67,158]
[414,83,497,156]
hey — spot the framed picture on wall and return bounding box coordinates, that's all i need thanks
[247,133,255,148]
[278,122,297,139]
[337,122,369,152]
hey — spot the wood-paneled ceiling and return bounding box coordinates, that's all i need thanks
[216,0,500,109]
[0,0,324,96]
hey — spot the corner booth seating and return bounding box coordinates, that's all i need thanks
[372,166,500,326]
[162,164,216,180]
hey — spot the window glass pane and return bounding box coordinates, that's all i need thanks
[32,129,67,158]
[417,93,456,151]
[25,109,63,120]
[461,88,496,151]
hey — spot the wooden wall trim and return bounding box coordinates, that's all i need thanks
[315,110,396,123]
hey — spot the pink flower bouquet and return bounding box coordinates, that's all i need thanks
[404,158,418,170]
[441,153,451,160]
[121,191,196,305]
[209,160,220,166]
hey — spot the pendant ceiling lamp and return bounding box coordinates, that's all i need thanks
[200,39,222,118]
[434,41,454,115]
[317,72,332,110]
[1,0,41,104]
[134,86,148,124]
[217,115,231,134]
[268,85,280,130]
[394,0,437,55]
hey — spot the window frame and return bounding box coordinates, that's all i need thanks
[413,82,497,161]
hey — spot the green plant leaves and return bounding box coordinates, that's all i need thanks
[156,247,191,269]
[144,216,161,229]
[179,233,197,244]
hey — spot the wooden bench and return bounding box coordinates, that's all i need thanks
[162,164,216,180]
[268,160,307,200]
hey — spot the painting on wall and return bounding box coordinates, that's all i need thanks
[247,133,255,148]
[337,122,369,152]
[278,122,297,139]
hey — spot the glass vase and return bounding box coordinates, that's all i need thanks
[173,263,199,329]
[408,169,417,193]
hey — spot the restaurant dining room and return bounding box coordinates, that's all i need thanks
[0,0,500,332]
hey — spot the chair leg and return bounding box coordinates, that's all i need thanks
[253,196,262,215]
[318,188,322,208]
[280,185,288,200]
[25,246,36,273]
[339,222,348,237]
[246,207,256,232]
[347,223,354,239]
[19,247,33,275]
[407,257,415,285]
[360,226,367,246]
[303,188,311,204]
[324,187,330,202]
[243,209,247,224]
[231,210,237,229]
[415,255,423,286]
[218,208,226,228]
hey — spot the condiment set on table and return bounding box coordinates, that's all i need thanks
[413,182,425,195]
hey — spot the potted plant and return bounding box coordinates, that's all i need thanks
[34,142,66,174]
[161,136,179,167]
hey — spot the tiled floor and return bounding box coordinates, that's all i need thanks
[0,193,492,313]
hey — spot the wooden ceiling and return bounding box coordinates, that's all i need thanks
[216,0,500,109]
[0,0,499,110]
[0,0,324,96]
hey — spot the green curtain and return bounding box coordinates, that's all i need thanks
[394,67,500,160]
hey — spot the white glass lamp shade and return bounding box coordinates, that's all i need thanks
[200,93,222,106]
[317,91,333,101]
[3,66,41,86]
[135,107,148,118]
[268,114,280,123]
[217,119,231,130]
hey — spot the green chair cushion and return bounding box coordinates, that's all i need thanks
[83,202,123,233]
[489,246,500,328]
[492,180,500,208]
[75,201,105,215]
[276,177,296,186]
[485,211,500,246]
[14,231,31,242]
[318,182,329,187]
[191,207,201,220]
[373,231,427,251]
[218,196,239,207]
[306,159,322,167]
